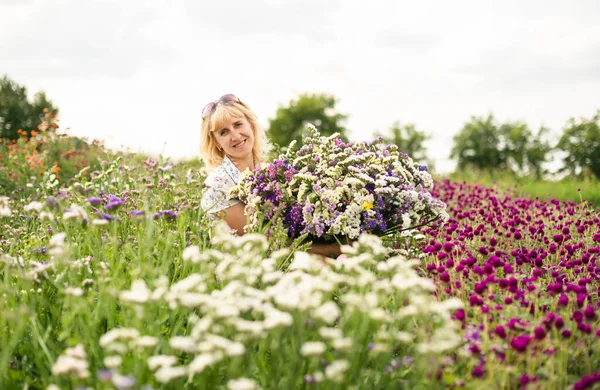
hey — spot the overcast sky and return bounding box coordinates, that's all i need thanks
[1,0,599,173]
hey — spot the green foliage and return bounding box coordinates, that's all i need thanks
[556,109,600,179]
[374,121,431,166]
[266,93,348,149]
[450,113,551,178]
[0,74,59,140]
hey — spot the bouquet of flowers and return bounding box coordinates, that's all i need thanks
[230,125,448,242]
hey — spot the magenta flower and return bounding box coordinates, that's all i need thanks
[510,335,531,352]
[494,325,506,339]
[533,326,546,340]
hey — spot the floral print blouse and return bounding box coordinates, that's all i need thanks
[201,156,242,214]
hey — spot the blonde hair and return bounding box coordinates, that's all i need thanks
[200,100,271,169]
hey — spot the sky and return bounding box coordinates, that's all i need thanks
[1,0,599,173]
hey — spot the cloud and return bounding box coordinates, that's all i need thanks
[0,0,175,79]
[184,0,343,42]
[374,29,441,53]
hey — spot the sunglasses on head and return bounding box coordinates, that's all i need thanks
[201,94,241,120]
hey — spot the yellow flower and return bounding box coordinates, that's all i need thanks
[361,201,373,211]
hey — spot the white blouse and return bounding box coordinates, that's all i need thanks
[200,156,242,214]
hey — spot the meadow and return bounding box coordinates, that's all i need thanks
[1,123,599,389]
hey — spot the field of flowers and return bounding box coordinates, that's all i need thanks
[1,133,599,389]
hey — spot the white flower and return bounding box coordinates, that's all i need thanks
[300,341,327,357]
[99,328,140,348]
[62,203,88,221]
[148,355,178,371]
[24,201,44,213]
[103,355,122,368]
[92,219,109,226]
[40,211,54,220]
[135,336,158,348]
[155,365,187,383]
[227,377,259,390]
[318,327,343,340]
[169,336,197,352]
[49,232,66,248]
[313,301,340,325]
[65,287,84,297]
[0,196,12,217]
[325,359,349,382]
[187,351,224,374]
[182,245,201,262]
[120,280,151,304]
[51,344,89,379]
[263,309,293,329]
[332,337,353,351]
[395,331,414,343]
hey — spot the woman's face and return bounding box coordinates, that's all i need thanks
[213,116,255,160]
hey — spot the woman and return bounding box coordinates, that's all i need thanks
[199,94,340,257]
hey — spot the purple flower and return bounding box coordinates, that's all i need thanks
[105,195,125,211]
[86,197,103,205]
[494,325,506,339]
[533,326,546,340]
[472,363,485,378]
[113,375,136,389]
[510,335,531,352]
[97,369,115,381]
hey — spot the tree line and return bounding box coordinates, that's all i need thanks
[2,74,599,179]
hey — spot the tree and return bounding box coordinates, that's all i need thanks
[450,113,551,178]
[556,109,600,179]
[451,114,506,171]
[374,121,431,163]
[0,75,59,140]
[266,93,348,149]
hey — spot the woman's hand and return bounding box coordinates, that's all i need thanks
[307,242,342,258]
[218,203,247,236]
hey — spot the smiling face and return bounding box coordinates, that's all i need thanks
[212,116,255,161]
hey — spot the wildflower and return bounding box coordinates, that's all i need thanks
[187,352,224,374]
[510,335,531,352]
[182,245,201,263]
[51,344,89,379]
[301,341,327,357]
[533,326,546,340]
[103,355,122,368]
[227,378,259,390]
[332,337,353,350]
[105,195,126,211]
[313,301,341,325]
[65,287,84,296]
[24,201,44,213]
[85,197,103,205]
[135,336,158,348]
[148,355,178,371]
[494,325,506,339]
[120,280,151,304]
[154,365,187,383]
[63,203,88,222]
[472,363,485,378]
[112,374,136,389]
[97,369,115,381]
[325,359,350,382]
[0,196,11,217]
